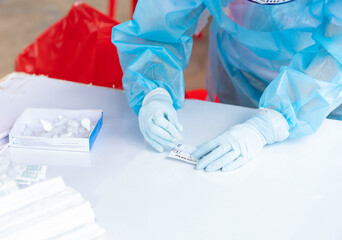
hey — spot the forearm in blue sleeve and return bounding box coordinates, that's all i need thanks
[112,0,205,114]
[259,1,342,138]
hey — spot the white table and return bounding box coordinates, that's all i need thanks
[1,73,342,240]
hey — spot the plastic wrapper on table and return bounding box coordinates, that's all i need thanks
[15,2,123,89]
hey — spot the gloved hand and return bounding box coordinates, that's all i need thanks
[139,88,183,152]
[193,108,289,172]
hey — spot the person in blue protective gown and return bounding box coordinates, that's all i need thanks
[112,0,342,172]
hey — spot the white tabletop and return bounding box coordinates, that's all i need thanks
[1,73,342,240]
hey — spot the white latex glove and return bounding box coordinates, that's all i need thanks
[139,88,183,152]
[193,108,289,172]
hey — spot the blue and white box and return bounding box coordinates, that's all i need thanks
[9,108,103,152]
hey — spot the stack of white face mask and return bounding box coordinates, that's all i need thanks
[0,131,9,152]
[0,154,18,197]
[0,177,105,240]
[0,174,18,197]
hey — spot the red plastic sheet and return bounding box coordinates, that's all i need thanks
[185,89,219,102]
[15,2,123,89]
[185,89,208,101]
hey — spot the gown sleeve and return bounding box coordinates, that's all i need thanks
[112,0,206,114]
[259,1,342,138]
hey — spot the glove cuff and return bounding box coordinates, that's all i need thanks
[247,108,289,145]
[142,88,173,106]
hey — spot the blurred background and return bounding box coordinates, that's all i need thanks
[0,0,208,90]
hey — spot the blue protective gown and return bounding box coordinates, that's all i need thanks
[112,0,342,138]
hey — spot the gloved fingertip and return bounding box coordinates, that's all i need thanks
[154,145,163,153]
[171,130,180,139]
[222,167,234,172]
[168,142,177,149]
[222,164,237,172]
[205,164,220,172]
[205,167,215,172]
[192,152,201,160]
[195,163,205,170]
[176,123,183,132]
[221,167,228,172]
